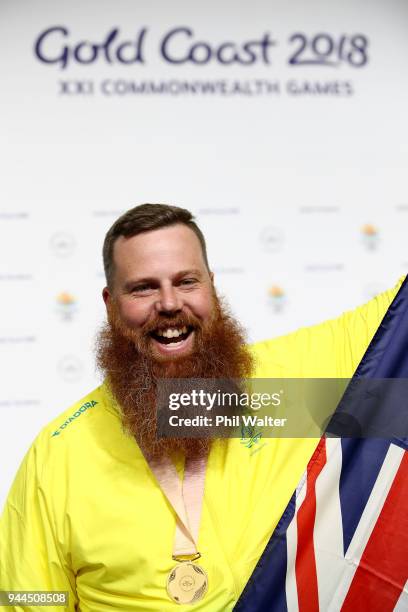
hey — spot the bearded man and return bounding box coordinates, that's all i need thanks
[98,208,254,461]
[0,204,404,611]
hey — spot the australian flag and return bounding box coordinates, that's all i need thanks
[235,280,408,612]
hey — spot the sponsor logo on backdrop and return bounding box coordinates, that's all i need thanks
[58,355,84,382]
[198,207,240,215]
[212,267,244,275]
[50,232,76,257]
[0,399,41,408]
[92,209,125,217]
[361,224,379,251]
[0,211,29,220]
[33,27,368,98]
[304,263,344,272]
[299,205,340,214]
[0,273,32,281]
[260,227,284,252]
[0,336,36,344]
[267,285,286,313]
[56,292,77,321]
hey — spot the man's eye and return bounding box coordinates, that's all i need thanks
[180,278,197,286]
[132,284,153,293]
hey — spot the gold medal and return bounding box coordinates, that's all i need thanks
[167,562,208,605]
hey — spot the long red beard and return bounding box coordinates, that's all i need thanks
[95,292,254,460]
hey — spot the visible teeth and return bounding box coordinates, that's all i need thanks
[157,327,186,338]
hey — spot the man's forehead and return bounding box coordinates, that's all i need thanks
[112,224,207,273]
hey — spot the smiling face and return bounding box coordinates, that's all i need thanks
[98,220,254,458]
[102,223,215,360]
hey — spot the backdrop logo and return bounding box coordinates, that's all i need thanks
[56,292,77,321]
[267,285,286,313]
[58,355,84,382]
[361,224,379,251]
[260,227,284,252]
[34,26,276,69]
[50,232,76,257]
[33,27,368,70]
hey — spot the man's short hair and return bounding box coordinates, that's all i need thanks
[103,203,209,288]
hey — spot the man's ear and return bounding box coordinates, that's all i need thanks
[102,287,111,307]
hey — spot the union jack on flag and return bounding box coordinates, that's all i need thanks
[235,279,408,612]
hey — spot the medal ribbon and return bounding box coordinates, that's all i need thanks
[146,455,207,559]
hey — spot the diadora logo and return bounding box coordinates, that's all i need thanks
[51,400,98,437]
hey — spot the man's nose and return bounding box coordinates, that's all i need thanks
[155,285,182,314]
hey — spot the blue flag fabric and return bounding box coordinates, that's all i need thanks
[234,278,408,612]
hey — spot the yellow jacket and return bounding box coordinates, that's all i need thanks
[0,279,403,611]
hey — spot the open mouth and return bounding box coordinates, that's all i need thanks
[150,325,194,349]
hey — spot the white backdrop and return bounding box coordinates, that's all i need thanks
[1,0,408,508]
